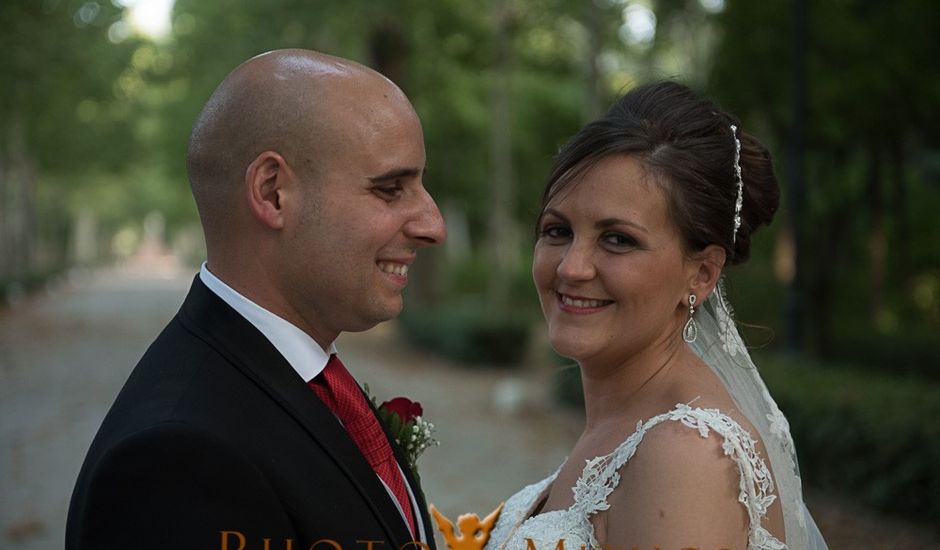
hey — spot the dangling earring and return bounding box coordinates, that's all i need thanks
[683,294,698,343]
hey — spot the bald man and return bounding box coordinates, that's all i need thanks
[66,50,445,550]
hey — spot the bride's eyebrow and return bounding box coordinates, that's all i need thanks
[541,208,568,222]
[595,217,648,234]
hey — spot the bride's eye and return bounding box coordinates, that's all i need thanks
[539,224,571,241]
[601,232,637,249]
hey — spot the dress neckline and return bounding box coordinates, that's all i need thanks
[491,401,787,550]
[522,400,709,522]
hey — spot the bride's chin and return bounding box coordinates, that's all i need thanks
[549,339,589,364]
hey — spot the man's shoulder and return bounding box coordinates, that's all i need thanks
[91,321,223,440]
[76,319,281,496]
[66,419,298,549]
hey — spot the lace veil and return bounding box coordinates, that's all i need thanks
[688,281,828,550]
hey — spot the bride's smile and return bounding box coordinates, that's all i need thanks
[533,154,698,366]
[556,292,614,311]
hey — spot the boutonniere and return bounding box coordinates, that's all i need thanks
[365,386,439,477]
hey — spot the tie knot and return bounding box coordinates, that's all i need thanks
[312,354,370,422]
[323,354,354,387]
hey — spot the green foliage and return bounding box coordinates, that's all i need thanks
[759,354,940,527]
[160,0,589,239]
[0,0,140,173]
[827,321,939,379]
[444,249,539,309]
[0,1,146,278]
[6,0,938,371]
[552,354,940,526]
[398,301,533,366]
[707,0,940,357]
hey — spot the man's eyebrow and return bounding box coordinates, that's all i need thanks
[368,167,425,183]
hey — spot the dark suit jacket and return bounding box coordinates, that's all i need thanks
[66,276,435,550]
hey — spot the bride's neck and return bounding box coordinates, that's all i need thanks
[578,337,694,431]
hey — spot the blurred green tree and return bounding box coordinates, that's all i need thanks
[0,0,139,280]
[708,0,940,362]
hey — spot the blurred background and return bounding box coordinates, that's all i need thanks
[1,0,938,548]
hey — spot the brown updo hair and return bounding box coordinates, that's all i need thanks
[539,81,779,266]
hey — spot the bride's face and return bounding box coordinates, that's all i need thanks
[533,154,694,365]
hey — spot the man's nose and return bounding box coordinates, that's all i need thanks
[405,186,446,246]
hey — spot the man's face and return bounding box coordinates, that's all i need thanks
[277,91,445,346]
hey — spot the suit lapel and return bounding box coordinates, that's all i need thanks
[177,276,414,547]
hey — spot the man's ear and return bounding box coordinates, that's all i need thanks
[245,151,292,230]
[687,244,726,302]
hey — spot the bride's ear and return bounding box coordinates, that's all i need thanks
[686,244,725,302]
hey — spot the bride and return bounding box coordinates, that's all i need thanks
[484,82,826,550]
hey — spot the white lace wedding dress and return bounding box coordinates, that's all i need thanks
[484,402,787,550]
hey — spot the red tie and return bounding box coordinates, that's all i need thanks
[308,354,416,536]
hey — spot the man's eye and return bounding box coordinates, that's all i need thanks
[373,183,404,199]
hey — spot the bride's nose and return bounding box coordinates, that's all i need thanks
[556,241,596,282]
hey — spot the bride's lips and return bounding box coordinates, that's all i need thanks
[556,292,613,313]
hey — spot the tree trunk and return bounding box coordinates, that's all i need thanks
[890,137,910,280]
[867,143,887,327]
[784,0,808,353]
[486,0,519,309]
[811,201,849,359]
[0,128,8,279]
[1,119,36,280]
[368,16,410,92]
[582,0,604,123]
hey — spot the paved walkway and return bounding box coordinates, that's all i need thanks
[0,268,936,549]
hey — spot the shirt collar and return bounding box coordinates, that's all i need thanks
[199,263,335,382]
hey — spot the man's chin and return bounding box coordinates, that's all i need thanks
[347,302,404,333]
[379,296,404,319]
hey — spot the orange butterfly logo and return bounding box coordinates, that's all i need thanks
[429,503,505,550]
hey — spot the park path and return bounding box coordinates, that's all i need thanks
[0,267,936,549]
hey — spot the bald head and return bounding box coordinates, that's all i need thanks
[186,49,416,240]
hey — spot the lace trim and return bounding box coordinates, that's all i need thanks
[486,404,787,550]
[485,472,558,550]
[570,404,785,550]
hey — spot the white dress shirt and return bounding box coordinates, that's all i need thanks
[199,263,335,382]
[198,264,427,542]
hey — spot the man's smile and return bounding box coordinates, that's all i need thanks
[377,261,409,277]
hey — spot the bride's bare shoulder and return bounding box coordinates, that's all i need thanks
[598,412,751,550]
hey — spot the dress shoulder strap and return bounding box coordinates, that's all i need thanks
[568,406,677,517]
[667,405,786,549]
[569,404,781,541]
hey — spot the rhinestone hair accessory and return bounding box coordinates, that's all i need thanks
[730,124,744,244]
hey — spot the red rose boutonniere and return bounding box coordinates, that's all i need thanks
[365,386,438,477]
[382,397,424,423]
